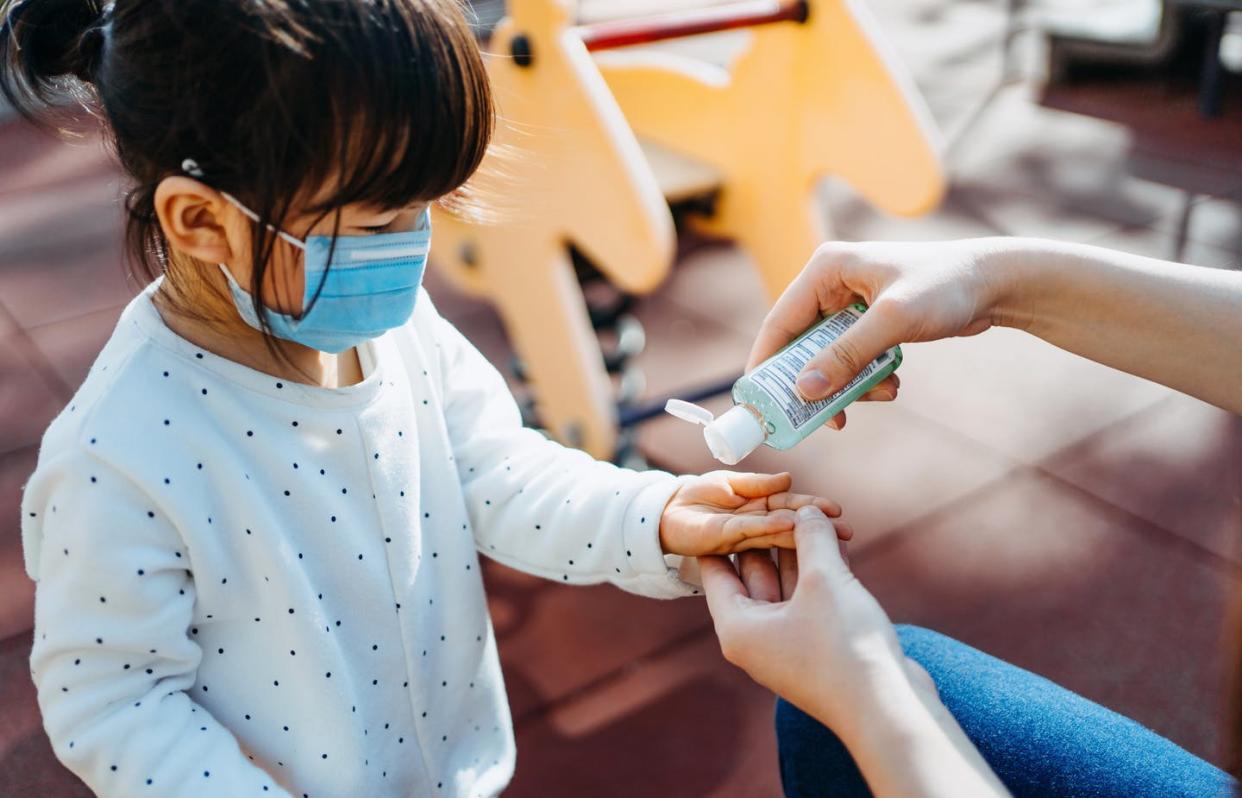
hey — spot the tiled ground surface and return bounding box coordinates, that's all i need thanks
[2,1,1242,795]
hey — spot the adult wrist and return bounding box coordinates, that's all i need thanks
[841,682,1006,798]
[974,236,1072,334]
[832,672,962,782]
[855,676,935,735]
[799,663,934,749]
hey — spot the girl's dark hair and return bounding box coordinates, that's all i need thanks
[0,0,493,354]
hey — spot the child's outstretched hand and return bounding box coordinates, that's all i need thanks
[660,471,850,556]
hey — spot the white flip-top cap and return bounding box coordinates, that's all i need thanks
[664,400,766,465]
[665,399,715,426]
[704,405,766,465]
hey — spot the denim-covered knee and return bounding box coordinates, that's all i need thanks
[774,698,869,798]
[895,623,947,655]
[775,697,821,743]
[894,624,962,682]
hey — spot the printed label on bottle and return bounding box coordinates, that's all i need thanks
[749,307,894,430]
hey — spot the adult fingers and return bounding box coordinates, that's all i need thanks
[778,547,798,600]
[793,506,851,580]
[699,555,750,622]
[738,550,781,603]
[795,300,907,402]
[763,492,842,518]
[747,254,857,370]
[860,373,900,402]
[759,495,852,541]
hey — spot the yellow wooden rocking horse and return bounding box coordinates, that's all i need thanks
[431,0,944,459]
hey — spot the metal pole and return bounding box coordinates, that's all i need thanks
[575,0,809,52]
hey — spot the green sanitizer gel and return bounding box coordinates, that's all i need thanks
[665,303,902,464]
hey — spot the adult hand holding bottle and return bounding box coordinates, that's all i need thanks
[750,237,1242,430]
[720,236,1242,797]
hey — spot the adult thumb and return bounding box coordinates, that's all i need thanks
[793,506,851,581]
[794,304,902,401]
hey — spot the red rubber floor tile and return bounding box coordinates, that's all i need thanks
[0,633,92,798]
[894,326,1175,465]
[24,304,128,392]
[854,468,1237,766]
[1043,393,1242,565]
[508,633,782,798]
[486,559,710,720]
[0,327,67,455]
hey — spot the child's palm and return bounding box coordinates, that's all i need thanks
[660,472,849,556]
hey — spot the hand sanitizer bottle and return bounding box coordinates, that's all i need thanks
[666,303,902,464]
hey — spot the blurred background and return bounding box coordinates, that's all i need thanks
[2,0,1241,794]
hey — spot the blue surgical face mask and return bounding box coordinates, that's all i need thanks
[185,160,432,354]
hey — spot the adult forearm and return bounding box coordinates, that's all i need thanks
[831,678,1009,798]
[986,238,1242,413]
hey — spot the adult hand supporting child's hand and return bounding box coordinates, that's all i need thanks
[699,507,1011,797]
[659,471,850,556]
[699,506,908,730]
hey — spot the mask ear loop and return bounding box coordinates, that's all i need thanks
[180,158,307,251]
[182,158,312,331]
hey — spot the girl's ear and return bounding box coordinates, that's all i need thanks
[153,176,237,265]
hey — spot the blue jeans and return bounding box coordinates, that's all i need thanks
[776,625,1234,798]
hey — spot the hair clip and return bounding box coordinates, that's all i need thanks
[181,159,205,178]
[3,0,32,53]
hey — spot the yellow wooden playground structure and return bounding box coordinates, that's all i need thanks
[431,0,946,460]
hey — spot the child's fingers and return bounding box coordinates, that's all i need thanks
[674,474,747,511]
[731,530,797,551]
[720,513,796,546]
[724,471,793,499]
[754,496,852,540]
[824,412,847,431]
[814,498,841,517]
[764,492,842,517]
[708,500,852,542]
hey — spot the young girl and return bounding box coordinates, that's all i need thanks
[4,1,846,796]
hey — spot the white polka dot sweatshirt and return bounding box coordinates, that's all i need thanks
[19,278,697,797]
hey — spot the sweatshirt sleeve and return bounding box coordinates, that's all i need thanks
[21,453,293,797]
[431,312,698,600]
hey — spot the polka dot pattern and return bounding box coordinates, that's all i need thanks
[19,283,697,797]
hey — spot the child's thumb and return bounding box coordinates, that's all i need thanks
[727,471,793,498]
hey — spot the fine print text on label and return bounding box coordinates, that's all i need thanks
[750,308,894,430]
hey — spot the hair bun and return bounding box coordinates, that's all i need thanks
[4,0,108,84]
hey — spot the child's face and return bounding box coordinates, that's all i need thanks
[223,197,431,319]
[154,172,430,321]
